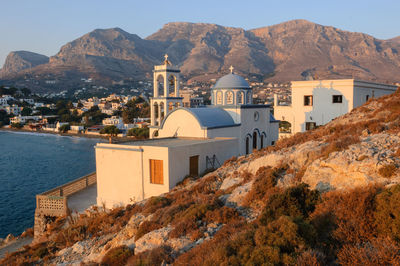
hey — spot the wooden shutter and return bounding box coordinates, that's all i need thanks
[150,159,163,184]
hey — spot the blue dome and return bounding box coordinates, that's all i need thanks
[213,73,250,89]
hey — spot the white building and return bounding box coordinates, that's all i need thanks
[274,79,398,137]
[95,56,279,208]
[102,116,125,130]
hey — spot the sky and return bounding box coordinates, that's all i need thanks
[1,0,400,66]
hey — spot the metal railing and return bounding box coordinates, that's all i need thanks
[35,172,96,216]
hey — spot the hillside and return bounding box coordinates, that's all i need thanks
[2,20,400,90]
[0,51,48,77]
[1,90,399,264]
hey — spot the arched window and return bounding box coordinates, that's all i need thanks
[247,92,252,104]
[237,91,244,104]
[246,137,250,155]
[253,131,257,150]
[226,91,234,104]
[216,91,223,105]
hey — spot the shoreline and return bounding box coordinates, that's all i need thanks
[0,127,136,143]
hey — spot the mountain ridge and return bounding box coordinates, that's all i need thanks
[1,20,400,90]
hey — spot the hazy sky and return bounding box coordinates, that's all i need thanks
[1,0,400,66]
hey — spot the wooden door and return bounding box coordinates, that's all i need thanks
[189,155,199,176]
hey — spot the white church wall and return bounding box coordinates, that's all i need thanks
[158,109,206,138]
[168,138,238,189]
[238,107,275,154]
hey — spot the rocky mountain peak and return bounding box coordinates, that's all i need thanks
[0,51,48,77]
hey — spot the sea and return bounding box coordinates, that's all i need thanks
[0,131,103,238]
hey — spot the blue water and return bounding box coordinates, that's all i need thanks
[0,131,102,238]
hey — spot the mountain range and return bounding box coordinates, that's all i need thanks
[1,19,400,90]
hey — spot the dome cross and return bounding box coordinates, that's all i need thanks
[229,65,234,74]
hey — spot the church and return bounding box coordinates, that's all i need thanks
[95,56,279,208]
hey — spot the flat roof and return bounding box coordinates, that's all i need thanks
[97,137,235,149]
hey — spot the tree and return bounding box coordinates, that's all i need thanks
[100,125,121,143]
[20,87,31,96]
[127,127,149,139]
[11,122,23,129]
[21,107,32,116]
[58,124,70,133]
[0,110,10,127]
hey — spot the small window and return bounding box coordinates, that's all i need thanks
[304,95,313,106]
[306,122,316,131]
[216,91,223,105]
[150,159,163,184]
[332,95,342,103]
[226,91,234,104]
[366,95,370,101]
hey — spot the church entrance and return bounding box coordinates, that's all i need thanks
[189,155,199,176]
[253,132,258,150]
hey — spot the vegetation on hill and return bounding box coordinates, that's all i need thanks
[1,89,400,265]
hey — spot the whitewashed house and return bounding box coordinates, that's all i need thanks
[95,56,279,208]
[274,79,398,137]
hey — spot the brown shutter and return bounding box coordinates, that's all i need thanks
[150,159,163,184]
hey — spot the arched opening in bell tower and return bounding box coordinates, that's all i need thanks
[168,74,177,96]
[153,102,159,126]
[156,75,165,97]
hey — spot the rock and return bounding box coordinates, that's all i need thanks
[134,226,172,254]
[220,176,242,190]
[302,133,400,191]
[4,233,15,244]
[223,181,253,207]
[362,128,370,136]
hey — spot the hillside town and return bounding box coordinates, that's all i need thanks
[0,78,292,138]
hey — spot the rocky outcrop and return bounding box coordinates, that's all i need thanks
[0,51,48,77]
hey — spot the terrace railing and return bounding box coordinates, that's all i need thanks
[35,172,96,216]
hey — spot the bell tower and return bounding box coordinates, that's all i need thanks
[149,55,183,138]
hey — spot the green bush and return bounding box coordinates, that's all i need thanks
[127,127,149,139]
[11,122,23,129]
[101,245,133,266]
[58,124,70,133]
[259,183,320,225]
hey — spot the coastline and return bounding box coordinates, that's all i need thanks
[0,127,136,143]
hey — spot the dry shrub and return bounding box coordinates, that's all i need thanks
[100,245,133,266]
[142,196,171,215]
[191,174,220,194]
[243,166,282,206]
[135,220,162,240]
[311,185,382,246]
[337,237,400,265]
[374,184,400,241]
[378,163,397,178]
[204,206,242,224]
[169,202,216,238]
[321,135,360,159]
[126,245,173,266]
[296,249,326,266]
[223,156,237,166]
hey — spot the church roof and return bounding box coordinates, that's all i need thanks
[213,73,250,89]
[188,107,238,129]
